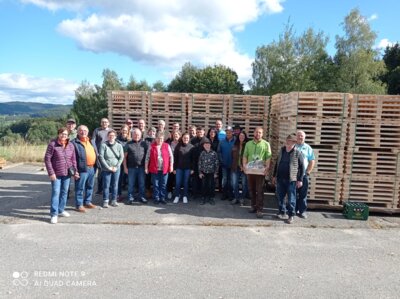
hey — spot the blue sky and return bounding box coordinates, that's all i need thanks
[0,0,398,105]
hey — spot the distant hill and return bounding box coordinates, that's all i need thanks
[0,102,72,118]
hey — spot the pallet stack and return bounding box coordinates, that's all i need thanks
[342,95,400,211]
[269,92,352,205]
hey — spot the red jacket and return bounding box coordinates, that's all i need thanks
[148,143,171,174]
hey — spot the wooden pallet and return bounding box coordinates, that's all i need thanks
[344,148,400,177]
[347,120,400,148]
[148,93,187,114]
[227,95,269,116]
[308,172,343,203]
[278,92,351,118]
[313,147,345,174]
[341,174,400,208]
[187,114,227,132]
[350,94,400,120]
[270,93,284,116]
[108,91,147,112]
[187,93,228,115]
[109,112,146,131]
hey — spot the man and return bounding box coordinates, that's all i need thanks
[188,125,196,141]
[71,125,98,212]
[243,127,271,218]
[215,119,226,141]
[92,118,112,194]
[190,126,206,199]
[233,124,242,138]
[138,119,146,139]
[217,126,235,200]
[295,130,315,219]
[157,119,170,140]
[126,119,134,132]
[123,128,148,204]
[66,118,77,139]
[171,122,180,133]
[272,134,304,224]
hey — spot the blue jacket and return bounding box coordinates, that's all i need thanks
[71,138,99,173]
[218,137,236,168]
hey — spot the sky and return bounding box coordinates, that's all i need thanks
[0,0,398,105]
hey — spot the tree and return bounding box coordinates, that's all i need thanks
[71,81,108,133]
[168,63,243,94]
[250,23,334,95]
[193,65,243,94]
[334,8,386,94]
[168,62,198,92]
[26,120,61,144]
[382,43,400,94]
[126,76,152,91]
[152,80,167,92]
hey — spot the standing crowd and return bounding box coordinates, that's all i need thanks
[44,117,315,224]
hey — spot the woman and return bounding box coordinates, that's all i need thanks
[172,132,194,204]
[44,127,78,224]
[99,130,124,208]
[166,130,181,200]
[145,132,173,204]
[116,124,131,201]
[207,127,220,152]
[231,131,249,205]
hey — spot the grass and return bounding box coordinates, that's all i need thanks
[0,143,47,163]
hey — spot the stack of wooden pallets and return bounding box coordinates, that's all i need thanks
[269,92,352,205]
[109,91,268,134]
[342,95,400,211]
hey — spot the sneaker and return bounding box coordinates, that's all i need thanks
[276,212,287,219]
[256,211,263,218]
[230,199,239,205]
[173,196,179,204]
[160,199,167,205]
[167,192,172,200]
[103,202,109,208]
[286,216,294,224]
[59,211,70,217]
[209,198,215,205]
[140,197,148,204]
[183,196,188,204]
[299,212,308,219]
[127,199,134,205]
[50,216,58,224]
[84,203,96,209]
[111,201,119,207]
[76,206,86,213]
[154,199,160,204]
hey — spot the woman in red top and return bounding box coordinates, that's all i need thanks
[145,132,173,204]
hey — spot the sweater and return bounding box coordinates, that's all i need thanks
[198,150,219,174]
[173,142,194,170]
[99,141,124,171]
[44,139,77,177]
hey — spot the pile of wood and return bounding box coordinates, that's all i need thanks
[270,92,400,213]
[108,91,268,134]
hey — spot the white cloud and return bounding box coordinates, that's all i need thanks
[377,38,394,49]
[368,14,378,21]
[21,0,285,85]
[0,73,77,104]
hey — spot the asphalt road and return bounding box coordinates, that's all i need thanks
[1,164,400,299]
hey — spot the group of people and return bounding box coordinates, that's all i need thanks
[44,117,315,224]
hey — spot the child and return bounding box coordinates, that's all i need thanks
[198,138,219,205]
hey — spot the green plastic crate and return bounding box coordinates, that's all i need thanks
[343,202,369,220]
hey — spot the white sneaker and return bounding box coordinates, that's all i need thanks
[183,196,188,204]
[50,216,58,224]
[59,211,70,217]
[167,192,172,200]
[173,196,179,204]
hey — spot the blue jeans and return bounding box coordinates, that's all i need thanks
[151,171,168,201]
[174,169,191,198]
[222,167,233,198]
[102,168,121,203]
[231,169,248,199]
[128,167,145,200]
[296,174,309,214]
[74,167,95,208]
[276,178,297,216]
[50,176,70,216]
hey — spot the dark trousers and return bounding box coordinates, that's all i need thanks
[247,174,265,212]
[167,172,175,194]
[296,174,309,214]
[202,173,215,199]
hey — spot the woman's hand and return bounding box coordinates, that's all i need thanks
[49,174,56,181]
